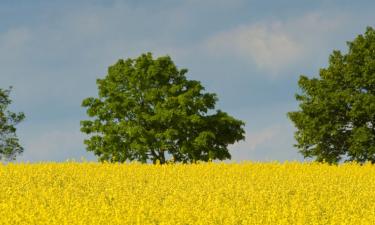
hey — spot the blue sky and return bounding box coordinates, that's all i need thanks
[1,0,374,162]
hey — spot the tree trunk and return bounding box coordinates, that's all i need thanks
[159,149,166,164]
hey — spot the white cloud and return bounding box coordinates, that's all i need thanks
[229,123,304,162]
[206,12,347,75]
[18,127,95,162]
[207,23,302,73]
[233,125,282,151]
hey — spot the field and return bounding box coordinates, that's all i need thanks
[0,162,374,224]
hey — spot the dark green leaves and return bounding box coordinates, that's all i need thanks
[81,53,245,164]
[0,87,25,161]
[288,27,375,164]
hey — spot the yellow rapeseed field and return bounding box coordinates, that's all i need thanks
[0,162,374,225]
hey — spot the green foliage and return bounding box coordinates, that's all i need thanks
[0,87,25,161]
[81,53,245,164]
[288,27,375,164]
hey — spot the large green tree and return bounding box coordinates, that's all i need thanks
[288,27,375,164]
[81,53,245,164]
[0,87,25,161]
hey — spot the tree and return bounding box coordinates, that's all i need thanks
[288,27,375,164]
[0,87,25,161]
[81,53,245,164]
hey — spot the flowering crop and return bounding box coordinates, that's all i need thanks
[0,162,374,224]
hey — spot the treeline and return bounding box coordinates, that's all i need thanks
[1,27,375,164]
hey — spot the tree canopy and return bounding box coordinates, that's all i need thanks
[288,27,375,164]
[81,53,245,164]
[0,87,25,161]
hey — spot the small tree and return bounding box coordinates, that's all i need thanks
[81,53,245,164]
[288,27,375,164]
[0,87,25,161]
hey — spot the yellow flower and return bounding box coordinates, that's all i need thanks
[0,161,374,224]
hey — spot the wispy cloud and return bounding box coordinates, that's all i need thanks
[18,126,95,162]
[232,125,282,152]
[229,123,304,162]
[207,23,302,73]
[205,12,347,75]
